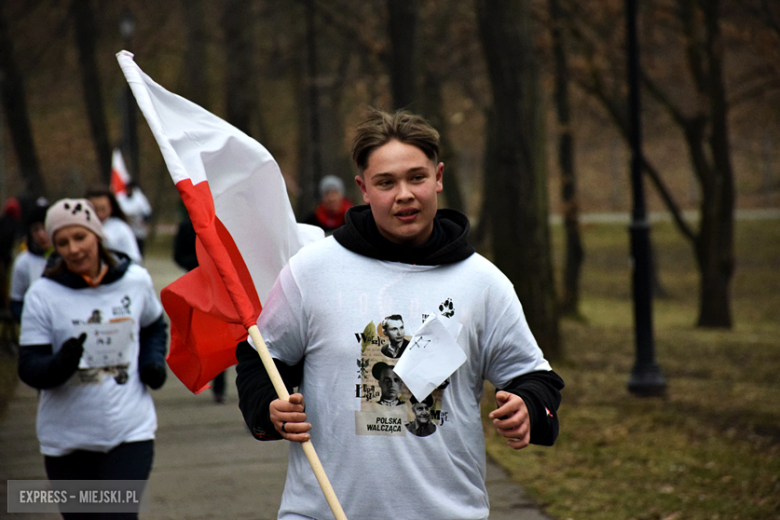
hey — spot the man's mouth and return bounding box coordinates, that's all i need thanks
[395,208,419,220]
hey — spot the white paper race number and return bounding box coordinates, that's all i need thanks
[74,320,136,369]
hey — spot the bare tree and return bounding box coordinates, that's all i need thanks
[71,0,111,185]
[568,0,738,327]
[222,0,257,137]
[387,0,418,110]
[476,0,561,359]
[418,2,467,212]
[181,0,210,110]
[549,0,584,317]
[296,0,323,217]
[0,5,44,197]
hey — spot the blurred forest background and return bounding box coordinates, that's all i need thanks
[2,3,780,517]
[1,0,779,355]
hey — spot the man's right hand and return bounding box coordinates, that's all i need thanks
[270,393,311,442]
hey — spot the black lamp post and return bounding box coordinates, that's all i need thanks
[120,8,139,179]
[625,0,667,397]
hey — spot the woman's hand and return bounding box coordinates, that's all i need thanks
[269,393,311,442]
[58,333,87,365]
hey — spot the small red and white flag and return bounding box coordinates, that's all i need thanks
[110,148,131,195]
[117,51,319,393]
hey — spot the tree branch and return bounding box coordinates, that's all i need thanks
[573,74,697,244]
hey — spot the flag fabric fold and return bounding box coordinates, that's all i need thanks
[116,50,306,393]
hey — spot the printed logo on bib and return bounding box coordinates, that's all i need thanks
[353,299,456,438]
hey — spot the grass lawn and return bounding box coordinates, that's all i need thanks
[483,219,780,520]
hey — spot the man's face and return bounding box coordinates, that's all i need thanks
[412,402,431,424]
[355,139,443,246]
[378,367,402,401]
[384,318,405,347]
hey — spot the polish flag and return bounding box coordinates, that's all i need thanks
[116,51,318,393]
[110,148,131,195]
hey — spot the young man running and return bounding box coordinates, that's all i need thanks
[236,108,564,520]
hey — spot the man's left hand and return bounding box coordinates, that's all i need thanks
[489,391,530,450]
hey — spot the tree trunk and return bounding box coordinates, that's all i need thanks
[387,0,418,109]
[695,0,734,327]
[0,7,44,197]
[222,0,256,137]
[549,0,583,317]
[297,0,323,217]
[71,0,112,186]
[420,72,465,212]
[318,32,353,199]
[182,0,210,109]
[476,0,561,360]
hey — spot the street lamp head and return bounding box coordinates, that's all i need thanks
[119,9,135,39]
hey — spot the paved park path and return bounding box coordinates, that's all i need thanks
[0,255,552,520]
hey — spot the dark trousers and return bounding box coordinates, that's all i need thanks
[212,370,226,398]
[44,440,154,520]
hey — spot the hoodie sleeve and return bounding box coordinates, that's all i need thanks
[497,370,565,446]
[235,340,304,440]
[18,340,84,390]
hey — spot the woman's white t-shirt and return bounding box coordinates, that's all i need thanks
[20,264,163,456]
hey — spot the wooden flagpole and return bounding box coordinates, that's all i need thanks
[247,326,348,520]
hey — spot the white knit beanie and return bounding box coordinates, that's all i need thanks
[45,198,106,242]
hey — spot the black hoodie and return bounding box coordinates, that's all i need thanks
[237,206,564,445]
[332,205,475,265]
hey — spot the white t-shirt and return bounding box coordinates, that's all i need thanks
[102,217,142,264]
[116,191,152,240]
[20,264,163,456]
[255,237,552,520]
[9,251,47,302]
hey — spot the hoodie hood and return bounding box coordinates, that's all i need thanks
[333,205,475,265]
[44,250,133,289]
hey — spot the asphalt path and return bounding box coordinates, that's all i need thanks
[0,255,551,520]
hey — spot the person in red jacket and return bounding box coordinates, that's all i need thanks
[302,175,353,235]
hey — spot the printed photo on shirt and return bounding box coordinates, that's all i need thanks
[354,311,447,437]
[378,314,410,359]
[406,394,436,437]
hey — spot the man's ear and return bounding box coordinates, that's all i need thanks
[355,175,370,204]
[436,162,444,194]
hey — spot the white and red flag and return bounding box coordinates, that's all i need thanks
[118,51,346,519]
[116,51,313,393]
[110,148,131,195]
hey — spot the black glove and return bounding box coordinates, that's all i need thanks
[57,333,87,369]
[139,364,167,390]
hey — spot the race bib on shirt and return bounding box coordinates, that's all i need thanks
[75,319,135,370]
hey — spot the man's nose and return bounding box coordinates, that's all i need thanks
[396,181,413,201]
